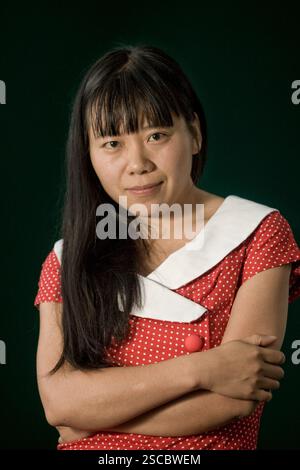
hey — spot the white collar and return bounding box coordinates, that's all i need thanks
[53,195,277,323]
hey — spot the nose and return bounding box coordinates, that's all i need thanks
[126,141,155,175]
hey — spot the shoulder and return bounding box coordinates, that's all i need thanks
[220,194,297,249]
[246,208,295,248]
[199,190,277,226]
[34,240,64,308]
[239,205,300,302]
[202,192,298,267]
[200,191,280,241]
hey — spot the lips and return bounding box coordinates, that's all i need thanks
[127,181,163,190]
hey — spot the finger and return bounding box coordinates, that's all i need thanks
[263,363,285,380]
[243,334,279,347]
[252,389,273,402]
[255,335,277,347]
[260,347,285,365]
[257,377,280,391]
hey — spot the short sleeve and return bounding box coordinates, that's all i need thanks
[241,210,300,303]
[34,250,62,309]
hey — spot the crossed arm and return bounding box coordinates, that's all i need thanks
[57,264,291,443]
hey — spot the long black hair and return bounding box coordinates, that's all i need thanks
[50,44,208,374]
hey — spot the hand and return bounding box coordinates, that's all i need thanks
[195,334,285,401]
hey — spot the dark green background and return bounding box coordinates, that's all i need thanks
[0,1,299,449]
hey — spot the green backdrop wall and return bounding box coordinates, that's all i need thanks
[0,1,299,449]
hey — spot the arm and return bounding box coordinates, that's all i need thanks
[57,264,290,441]
[100,264,290,435]
[221,264,290,349]
[57,391,248,442]
[37,301,198,430]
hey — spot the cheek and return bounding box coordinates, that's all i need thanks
[90,154,121,195]
[161,147,191,179]
[164,137,192,173]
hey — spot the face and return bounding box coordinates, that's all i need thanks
[88,111,202,219]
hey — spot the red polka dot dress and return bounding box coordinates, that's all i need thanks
[34,195,300,450]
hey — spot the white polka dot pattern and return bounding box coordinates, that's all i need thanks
[241,211,300,301]
[34,250,62,307]
[33,210,300,450]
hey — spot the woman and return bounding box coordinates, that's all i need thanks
[34,44,300,450]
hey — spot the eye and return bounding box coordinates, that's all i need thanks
[103,140,120,150]
[102,132,167,149]
[148,132,166,142]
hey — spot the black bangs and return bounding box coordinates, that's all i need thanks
[84,65,190,141]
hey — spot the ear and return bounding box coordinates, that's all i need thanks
[191,112,202,154]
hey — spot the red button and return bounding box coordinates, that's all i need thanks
[184,334,204,352]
